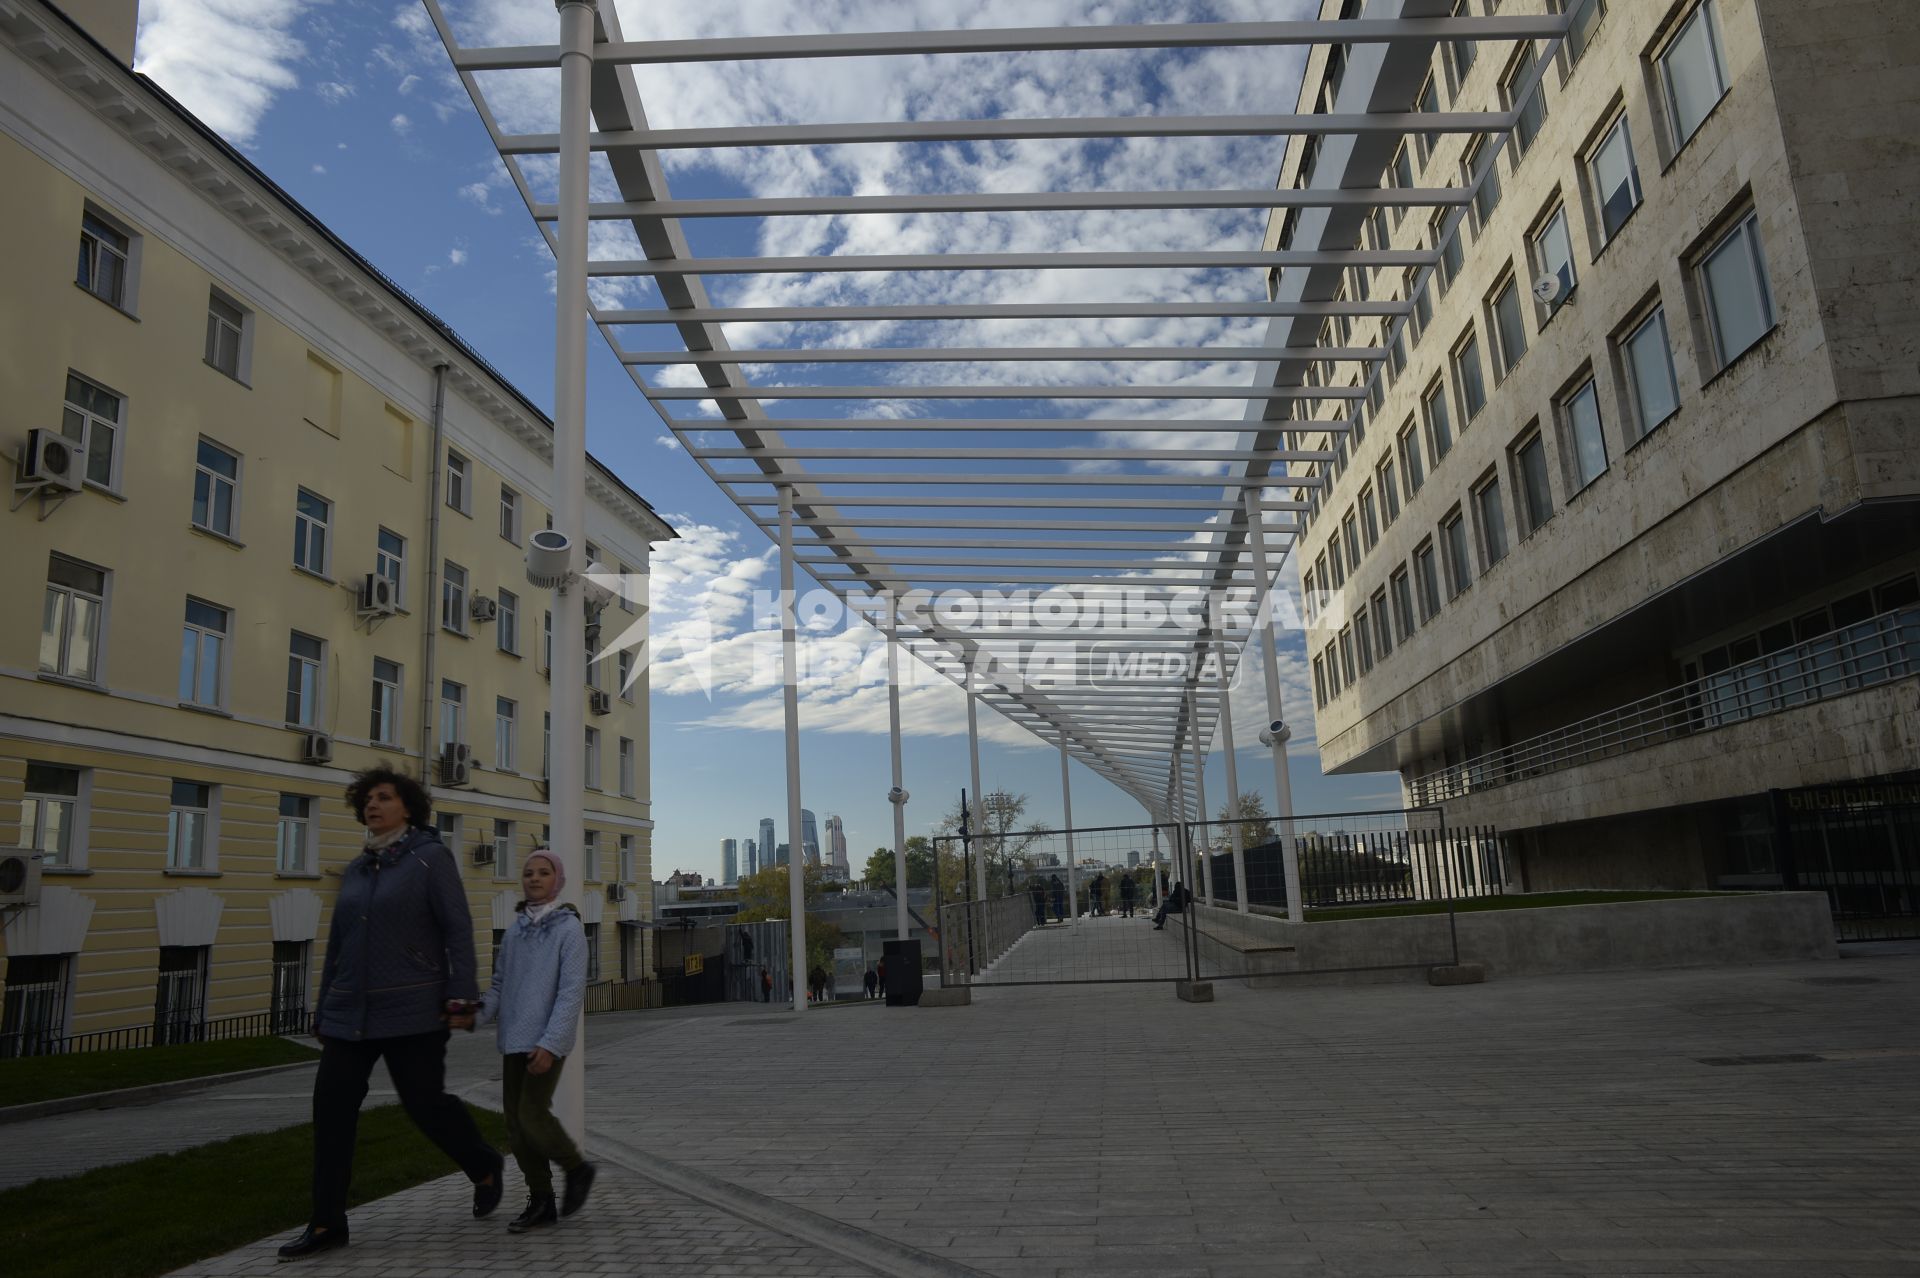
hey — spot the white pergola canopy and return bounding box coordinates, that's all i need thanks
[425,1,1570,817]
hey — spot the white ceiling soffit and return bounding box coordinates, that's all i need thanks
[425,2,1569,814]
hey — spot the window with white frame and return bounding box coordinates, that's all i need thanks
[1515,431,1556,535]
[1441,511,1473,598]
[77,209,132,308]
[277,794,314,874]
[1474,474,1509,568]
[496,697,517,772]
[497,588,519,655]
[1397,420,1425,496]
[440,680,465,750]
[1491,276,1529,377]
[166,780,214,870]
[371,657,402,745]
[1589,113,1641,244]
[286,632,324,728]
[442,562,468,635]
[1564,0,1605,66]
[20,763,85,869]
[437,812,463,856]
[1504,40,1547,158]
[617,562,637,613]
[1415,541,1443,620]
[376,528,405,597]
[619,737,636,797]
[584,831,600,882]
[1532,205,1577,314]
[1698,211,1776,369]
[1422,382,1453,466]
[41,554,106,683]
[499,484,521,543]
[585,727,601,790]
[1620,305,1681,440]
[618,834,635,883]
[293,489,330,576]
[493,819,515,875]
[445,450,470,515]
[179,599,229,709]
[618,648,636,702]
[1660,1,1729,152]
[204,290,248,380]
[62,373,122,490]
[1561,377,1610,490]
[1454,334,1486,421]
[192,440,239,537]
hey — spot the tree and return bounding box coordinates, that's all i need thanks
[1217,791,1277,850]
[732,863,845,976]
[936,790,1051,898]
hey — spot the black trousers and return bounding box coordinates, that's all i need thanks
[310,1028,497,1228]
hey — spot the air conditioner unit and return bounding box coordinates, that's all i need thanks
[22,428,84,492]
[606,882,625,902]
[301,733,334,765]
[469,595,498,624]
[358,573,399,616]
[589,689,612,716]
[471,843,496,867]
[0,852,42,907]
[439,742,472,786]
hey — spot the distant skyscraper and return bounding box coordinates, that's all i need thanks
[758,817,775,872]
[745,830,760,876]
[825,814,848,872]
[1127,849,1140,868]
[776,842,790,866]
[800,808,819,866]
[722,839,738,885]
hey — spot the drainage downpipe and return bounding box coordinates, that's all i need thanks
[419,363,449,782]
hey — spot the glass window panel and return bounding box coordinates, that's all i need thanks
[1663,2,1729,148]
[1494,280,1528,371]
[1478,481,1509,565]
[1591,116,1641,241]
[1565,380,1609,488]
[1518,435,1554,530]
[1625,308,1680,438]
[1457,337,1486,419]
[1702,218,1775,366]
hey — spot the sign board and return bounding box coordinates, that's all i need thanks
[684,951,704,976]
[832,945,865,999]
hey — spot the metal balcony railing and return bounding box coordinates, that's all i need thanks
[1408,607,1920,808]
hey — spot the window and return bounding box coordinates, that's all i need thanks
[585,727,602,790]
[371,658,402,745]
[1327,539,1345,591]
[1422,382,1453,466]
[61,373,122,490]
[617,563,637,613]
[1313,655,1328,708]
[493,819,515,876]
[1437,220,1464,293]
[436,811,463,854]
[1621,306,1680,440]
[445,450,470,515]
[179,599,228,708]
[1323,642,1341,698]
[440,680,465,750]
[1564,0,1604,66]
[77,210,131,308]
[542,711,552,779]
[192,440,239,537]
[1504,41,1547,158]
[1359,485,1379,549]
[618,834,635,883]
[498,589,519,655]
[271,941,311,1033]
[495,698,517,772]
[1699,211,1776,368]
[3,953,74,1055]
[1661,1,1729,151]
[1411,273,1433,340]
[542,610,553,674]
[1338,628,1356,686]
[1532,205,1577,313]
[1341,510,1362,572]
[1397,421,1425,497]
[286,632,324,728]
[1377,457,1400,524]
[1455,335,1487,420]
[166,781,213,870]
[1449,0,1477,83]
[1491,277,1529,378]
[442,562,468,635]
[1391,565,1418,640]
[1415,540,1443,620]
[618,648,636,702]
[583,922,601,983]
[19,763,84,869]
[1515,432,1555,534]
[619,737,636,798]
[1303,567,1319,622]
[376,529,405,597]
[204,290,247,380]
[1468,140,1501,231]
[1415,76,1440,160]
[277,795,314,874]
[584,832,600,883]
[293,489,331,576]
[1371,588,1394,659]
[154,947,209,1045]
[1475,475,1510,567]
[1441,511,1473,598]
[1589,114,1641,243]
[499,485,521,543]
[1354,610,1373,674]
[1389,146,1413,223]
[1561,378,1609,490]
[41,554,106,683]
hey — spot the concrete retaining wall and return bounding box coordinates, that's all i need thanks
[1187,892,1837,985]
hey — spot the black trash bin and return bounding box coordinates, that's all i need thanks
[882,938,923,1006]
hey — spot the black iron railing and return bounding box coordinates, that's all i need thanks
[0,1008,297,1059]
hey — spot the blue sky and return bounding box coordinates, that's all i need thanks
[133,0,1403,883]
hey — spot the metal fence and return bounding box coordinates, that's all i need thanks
[937,894,1038,985]
[1773,789,1920,942]
[0,1009,292,1059]
[1190,809,1507,912]
[1409,606,1920,807]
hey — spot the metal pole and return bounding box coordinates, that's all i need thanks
[967,687,987,903]
[1149,819,1164,907]
[1214,632,1249,913]
[1059,741,1077,922]
[545,0,596,1145]
[1243,487,1303,923]
[778,485,807,1012]
[1188,690,1211,906]
[886,595,910,940]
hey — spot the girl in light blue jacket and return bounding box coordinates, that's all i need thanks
[476,849,595,1232]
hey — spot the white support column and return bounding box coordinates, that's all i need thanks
[967,687,987,903]
[778,485,808,1012]
[1244,487,1303,923]
[1149,821,1164,905]
[1188,691,1211,906]
[885,595,910,940]
[1059,741,1077,923]
[1171,761,1188,897]
[545,0,595,1145]
[1214,632,1249,913]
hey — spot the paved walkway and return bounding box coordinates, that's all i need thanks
[981,912,1189,983]
[14,950,1920,1276]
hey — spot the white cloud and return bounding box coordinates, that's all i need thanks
[655,435,682,450]
[311,163,326,175]
[448,247,468,266]
[314,80,353,105]
[389,112,413,136]
[397,74,421,96]
[135,0,309,145]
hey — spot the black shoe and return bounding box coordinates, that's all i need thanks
[560,1161,597,1217]
[277,1224,348,1262]
[473,1150,506,1218]
[507,1193,558,1234]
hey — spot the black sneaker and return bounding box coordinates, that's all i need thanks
[277,1224,348,1262]
[472,1150,506,1218]
[507,1194,558,1234]
[560,1161,597,1217]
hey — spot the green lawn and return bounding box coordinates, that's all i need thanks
[0,1103,510,1278]
[1305,890,1745,922]
[0,1036,320,1107]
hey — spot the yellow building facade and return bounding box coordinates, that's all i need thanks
[0,0,673,1051]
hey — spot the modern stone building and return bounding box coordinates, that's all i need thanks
[0,0,674,1052]
[1277,0,1919,891]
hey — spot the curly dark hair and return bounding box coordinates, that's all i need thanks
[344,764,433,828]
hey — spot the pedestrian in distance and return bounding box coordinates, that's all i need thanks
[863,967,878,999]
[1028,874,1048,925]
[1119,872,1138,918]
[877,958,888,998]
[279,765,504,1263]
[761,966,772,1002]
[1050,873,1067,923]
[456,849,595,1234]
[1152,881,1192,929]
[1090,873,1107,917]
[808,966,828,1003]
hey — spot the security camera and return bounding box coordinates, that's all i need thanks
[526,530,573,589]
[580,561,619,613]
[1258,720,1291,748]
[887,786,909,806]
